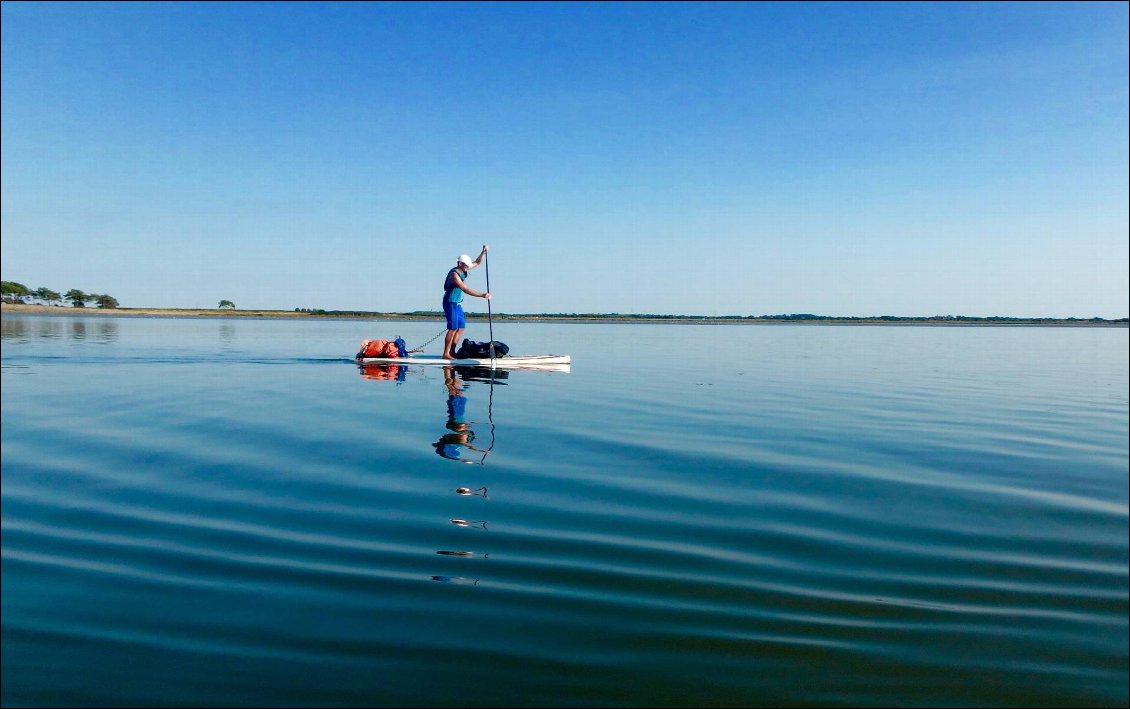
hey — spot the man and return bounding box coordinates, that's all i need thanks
[441,245,490,359]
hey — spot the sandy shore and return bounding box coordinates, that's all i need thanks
[3,303,346,318]
[2,302,1125,326]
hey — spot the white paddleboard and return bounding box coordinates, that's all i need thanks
[357,354,571,369]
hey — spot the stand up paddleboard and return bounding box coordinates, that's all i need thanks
[357,353,570,369]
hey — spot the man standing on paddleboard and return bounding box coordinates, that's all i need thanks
[441,245,491,359]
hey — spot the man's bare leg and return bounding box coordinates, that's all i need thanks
[443,328,465,359]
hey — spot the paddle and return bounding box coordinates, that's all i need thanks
[485,247,495,364]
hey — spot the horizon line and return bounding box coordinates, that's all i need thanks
[3,303,1127,322]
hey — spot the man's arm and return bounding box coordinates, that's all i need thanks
[451,272,488,298]
[449,270,485,296]
[472,244,488,267]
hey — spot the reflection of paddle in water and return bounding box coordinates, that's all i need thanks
[436,550,489,558]
[479,365,497,465]
[431,575,479,586]
[449,518,488,530]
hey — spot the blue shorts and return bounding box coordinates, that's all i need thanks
[448,395,467,422]
[443,300,465,330]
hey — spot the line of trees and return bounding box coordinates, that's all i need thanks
[2,280,119,309]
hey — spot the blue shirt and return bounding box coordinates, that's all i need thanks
[436,444,462,460]
[444,267,468,304]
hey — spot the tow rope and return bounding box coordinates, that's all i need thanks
[408,327,447,353]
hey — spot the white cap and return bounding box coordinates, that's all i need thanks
[458,254,473,268]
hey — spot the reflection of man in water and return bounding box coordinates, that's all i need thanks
[434,366,489,462]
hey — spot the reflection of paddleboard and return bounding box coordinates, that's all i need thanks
[357,354,570,369]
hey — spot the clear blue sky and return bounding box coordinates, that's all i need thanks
[2,1,1127,317]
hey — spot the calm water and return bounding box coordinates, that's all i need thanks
[2,313,1126,707]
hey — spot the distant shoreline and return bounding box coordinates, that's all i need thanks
[3,303,1126,327]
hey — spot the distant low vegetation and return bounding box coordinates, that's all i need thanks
[4,281,1125,323]
[287,309,1127,324]
[2,280,118,309]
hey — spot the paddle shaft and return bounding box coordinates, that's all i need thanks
[485,250,495,361]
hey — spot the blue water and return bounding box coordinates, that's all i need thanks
[2,313,1127,707]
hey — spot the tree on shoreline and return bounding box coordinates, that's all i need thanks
[2,280,31,303]
[65,289,88,307]
[219,300,235,309]
[34,287,63,306]
[2,280,120,308]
